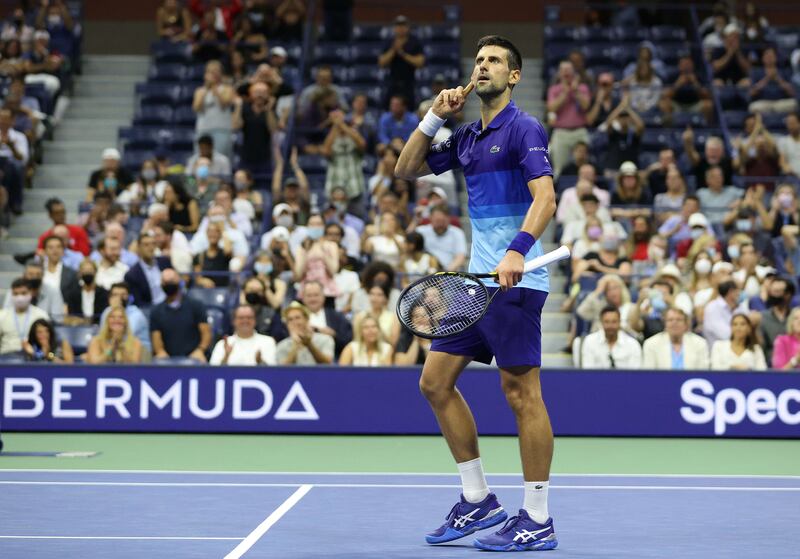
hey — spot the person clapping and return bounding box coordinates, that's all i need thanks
[86,305,143,364]
[209,305,277,366]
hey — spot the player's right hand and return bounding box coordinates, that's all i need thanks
[432,81,474,119]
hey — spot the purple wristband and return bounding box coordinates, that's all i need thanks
[507,231,536,256]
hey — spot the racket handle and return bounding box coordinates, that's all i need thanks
[522,245,571,274]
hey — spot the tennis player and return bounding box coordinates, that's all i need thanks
[395,35,558,551]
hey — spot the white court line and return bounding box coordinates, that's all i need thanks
[0,535,241,541]
[0,468,799,479]
[0,481,797,492]
[223,484,312,559]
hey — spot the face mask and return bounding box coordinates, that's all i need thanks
[142,168,157,181]
[162,282,180,296]
[276,215,294,228]
[307,226,324,240]
[690,228,704,240]
[104,177,118,190]
[12,294,31,311]
[234,179,249,191]
[27,278,42,290]
[650,291,667,312]
[196,165,210,180]
[694,259,712,275]
[728,245,741,260]
[245,292,264,305]
[766,295,786,308]
[779,192,793,209]
[587,226,602,240]
[736,219,752,232]
[601,239,618,252]
[47,15,62,26]
[254,262,273,275]
[611,119,622,132]
[649,246,665,261]
[81,273,94,285]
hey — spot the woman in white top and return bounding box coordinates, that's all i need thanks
[192,60,236,160]
[352,283,400,346]
[400,231,439,286]
[339,316,392,366]
[364,211,404,267]
[710,313,767,371]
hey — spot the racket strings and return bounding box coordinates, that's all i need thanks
[397,274,489,338]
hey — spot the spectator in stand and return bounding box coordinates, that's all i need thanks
[394,304,434,365]
[378,15,424,108]
[277,301,334,364]
[658,197,704,249]
[65,259,108,324]
[90,222,139,268]
[233,81,277,173]
[400,231,439,282]
[125,232,169,307]
[323,108,366,203]
[741,1,769,49]
[117,159,164,206]
[150,268,211,362]
[416,206,467,271]
[339,315,392,366]
[47,224,84,270]
[99,282,151,353]
[580,306,642,369]
[711,24,751,87]
[323,219,359,263]
[696,165,744,225]
[232,16,268,65]
[2,262,60,320]
[622,55,663,116]
[586,72,617,127]
[557,178,610,225]
[351,261,400,315]
[295,214,340,300]
[33,198,89,257]
[41,234,79,310]
[327,184,365,234]
[710,313,767,369]
[764,184,799,239]
[749,47,796,115]
[271,147,311,225]
[0,107,27,214]
[86,305,143,364]
[152,220,192,274]
[778,113,800,176]
[576,275,634,335]
[570,233,631,283]
[623,42,666,81]
[662,56,713,125]
[772,307,800,369]
[23,30,64,95]
[237,277,287,342]
[348,92,377,152]
[302,280,352,357]
[610,162,652,220]
[22,318,73,363]
[95,237,130,290]
[195,187,253,237]
[186,134,232,177]
[191,204,249,270]
[157,0,192,41]
[364,211,405,268]
[233,168,263,221]
[560,194,625,247]
[377,95,418,154]
[737,120,781,188]
[558,141,591,177]
[193,61,235,160]
[759,276,795,364]
[0,8,33,47]
[0,278,49,354]
[210,305,278,366]
[547,60,591,176]
[642,307,710,369]
[645,149,676,198]
[653,165,687,222]
[600,100,644,175]
[193,222,233,288]
[274,0,305,41]
[86,148,133,202]
[164,178,201,234]
[298,65,349,116]
[702,280,744,347]
[683,132,734,189]
[353,282,400,346]
[191,9,228,61]
[332,245,360,313]
[567,49,593,87]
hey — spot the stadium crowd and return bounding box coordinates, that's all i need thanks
[1,1,800,372]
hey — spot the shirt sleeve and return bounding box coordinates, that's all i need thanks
[149,307,162,333]
[517,117,553,182]
[377,113,392,146]
[426,127,462,175]
[209,340,224,365]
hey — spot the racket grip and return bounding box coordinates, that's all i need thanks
[522,246,571,274]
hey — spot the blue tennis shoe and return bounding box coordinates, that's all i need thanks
[473,509,558,551]
[425,493,508,544]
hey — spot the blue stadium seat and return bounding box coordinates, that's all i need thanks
[323,64,349,84]
[422,24,460,42]
[148,63,184,82]
[349,64,382,85]
[611,25,650,42]
[642,129,679,151]
[168,128,196,152]
[296,154,327,174]
[176,84,196,104]
[124,127,166,150]
[122,150,155,172]
[659,44,690,64]
[0,352,26,363]
[183,65,206,83]
[577,26,614,43]
[137,83,180,106]
[717,86,749,110]
[173,106,197,126]
[152,41,192,64]
[56,325,97,355]
[134,105,173,126]
[352,24,387,42]
[152,356,206,365]
[350,42,384,64]
[205,307,230,340]
[188,287,232,310]
[417,66,459,83]
[543,25,576,42]
[672,112,706,128]
[650,26,687,42]
[422,43,460,65]
[314,42,352,64]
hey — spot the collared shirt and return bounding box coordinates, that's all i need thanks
[377,110,419,145]
[96,260,129,290]
[140,259,166,305]
[546,82,590,129]
[308,309,327,330]
[63,249,84,270]
[671,344,685,369]
[90,248,139,269]
[580,330,642,369]
[185,151,232,177]
[427,101,553,292]
[209,333,277,365]
[416,224,467,270]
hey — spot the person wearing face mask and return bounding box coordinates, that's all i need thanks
[187,155,220,212]
[764,184,799,238]
[0,278,50,354]
[571,218,604,262]
[185,135,232,178]
[64,259,109,325]
[35,0,75,33]
[628,280,676,340]
[295,214,340,301]
[150,268,212,362]
[570,234,631,284]
[556,175,610,225]
[689,253,715,304]
[87,148,134,202]
[117,159,164,207]
[238,276,288,341]
[673,212,720,260]
[261,204,309,256]
[560,194,623,246]
[2,261,61,320]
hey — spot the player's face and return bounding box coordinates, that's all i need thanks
[473,45,519,100]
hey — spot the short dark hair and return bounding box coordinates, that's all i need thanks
[718,280,738,297]
[324,222,344,237]
[406,231,425,252]
[580,194,599,204]
[773,276,796,297]
[234,304,257,319]
[156,221,174,236]
[45,197,64,212]
[42,235,64,249]
[430,205,450,217]
[110,281,130,295]
[652,279,674,294]
[138,230,155,243]
[198,134,213,146]
[600,305,620,319]
[476,35,522,73]
[11,278,29,290]
[684,195,700,206]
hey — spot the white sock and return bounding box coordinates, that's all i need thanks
[523,481,550,524]
[457,457,490,503]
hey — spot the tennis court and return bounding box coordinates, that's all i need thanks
[1,434,798,558]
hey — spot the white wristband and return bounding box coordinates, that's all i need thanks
[418,108,446,138]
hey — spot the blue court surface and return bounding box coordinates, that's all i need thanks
[0,470,798,558]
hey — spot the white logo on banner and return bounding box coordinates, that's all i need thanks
[274,381,319,420]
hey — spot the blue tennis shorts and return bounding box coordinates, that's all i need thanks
[430,287,548,368]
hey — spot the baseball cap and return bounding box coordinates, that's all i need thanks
[619,161,638,176]
[394,15,409,25]
[284,177,299,188]
[688,213,709,228]
[723,23,740,36]
[34,30,49,41]
[270,225,290,242]
[658,263,682,281]
[102,148,121,160]
[272,203,292,218]
[712,261,734,274]
[270,46,288,58]
[430,186,448,201]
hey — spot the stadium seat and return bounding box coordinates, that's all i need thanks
[423,24,460,42]
[350,42,385,64]
[173,106,197,126]
[349,64,382,85]
[168,128,196,152]
[188,287,232,310]
[152,356,206,365]
[314,42,352,64]
[134,106,173,126]
[717,86,750,110]
[148,63,185,82]
[137,83,180,106]
[56,325,98,355]
[422,43,460,65]
[352,24,386,42]
[650,26,687,42]
[297,154,328,174]
[205,307,230,340]
[543,25,576,42]
[151,41,192,64]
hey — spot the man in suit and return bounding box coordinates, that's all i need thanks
[301,280,352,357]
[41,234,79,311]
[643,307,710,370]
[125,232,171,308]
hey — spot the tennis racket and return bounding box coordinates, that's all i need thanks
[396,246,571,340]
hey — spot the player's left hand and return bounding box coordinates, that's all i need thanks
[495,250,524,291]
